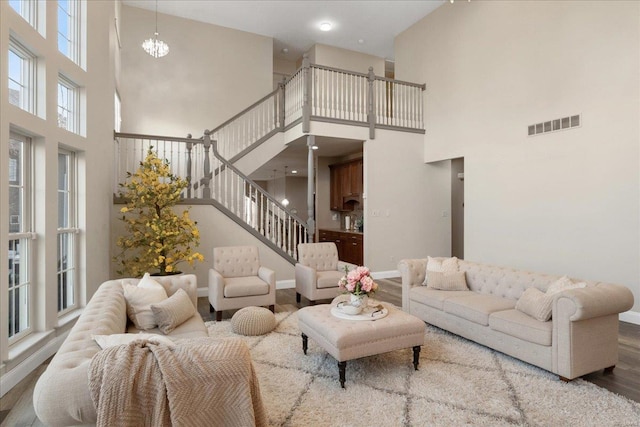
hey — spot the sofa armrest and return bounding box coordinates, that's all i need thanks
[258,266,276,289]
[208,268,225,306]
[398,259,428,312]
[554,283,634,322]
[337,261,357,273]
[295,263,317,298]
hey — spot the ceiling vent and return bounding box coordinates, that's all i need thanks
[528,114,580,137]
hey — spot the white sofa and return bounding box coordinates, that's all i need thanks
[399,258,634,380]
[33,275,208,426]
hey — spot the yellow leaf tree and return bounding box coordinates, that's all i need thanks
[114,149,204,277]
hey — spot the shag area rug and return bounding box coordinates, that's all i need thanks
[206,309,640,427]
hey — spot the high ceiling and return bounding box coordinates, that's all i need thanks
[122,0,445,61]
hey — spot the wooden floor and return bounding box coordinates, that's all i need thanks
[1,278,639,426]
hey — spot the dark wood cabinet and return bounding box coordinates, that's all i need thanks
[329,158,363,212]
[318,229,363,266]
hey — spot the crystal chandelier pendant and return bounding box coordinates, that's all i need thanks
[142,32,169,58]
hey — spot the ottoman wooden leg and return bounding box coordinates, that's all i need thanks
[338,361,347,388]
[301,333,308,355]
[413,346,421,370]
[216,311,222,322]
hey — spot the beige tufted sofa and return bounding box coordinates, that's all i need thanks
[295,242,357,304]
[399,258,634,380]
[33,275,208,426]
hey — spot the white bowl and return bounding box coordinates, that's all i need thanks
[337,302,363,315]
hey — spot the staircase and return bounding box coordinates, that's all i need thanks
[114,58,426,264]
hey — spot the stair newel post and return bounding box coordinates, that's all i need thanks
[201,130,212,199]
[367,66,376,140]
[302,53,311,133]
[278,77,286,130]
[185,134,193,199]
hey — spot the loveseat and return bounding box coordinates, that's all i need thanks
[32,275,263,426]
[399,257,634,380]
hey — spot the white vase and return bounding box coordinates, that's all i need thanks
[350,293,368,309]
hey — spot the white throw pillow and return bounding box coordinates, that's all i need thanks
[151,288,196,334]
[426,270,469,291]
[92,333,175,349]
[123,273,168,330]
[546,276,587,295]
[516,288,553,322]
[423,256,459,285]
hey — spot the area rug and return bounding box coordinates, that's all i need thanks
[206,309,640,427]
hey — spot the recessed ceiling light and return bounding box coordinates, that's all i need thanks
[291,170,298,174]
[319,22,332,32]
[358,39,365,44]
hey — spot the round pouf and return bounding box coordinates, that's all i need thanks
[231,306,276,336]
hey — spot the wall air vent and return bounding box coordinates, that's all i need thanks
[528,114,580,137]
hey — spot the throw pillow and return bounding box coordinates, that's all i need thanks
[423,256,459,285]
[546,276,587,295]
[92,333,175,349]
[151,288,196,334]
[426,270,469,291]
[516,288,553,322]
[123,273,168,330]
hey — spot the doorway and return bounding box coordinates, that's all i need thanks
[451,158,464,259]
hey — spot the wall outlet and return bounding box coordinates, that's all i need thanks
[332,213,338,221]
[442,210,449,218]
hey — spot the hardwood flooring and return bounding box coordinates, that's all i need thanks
[1,278,638,426]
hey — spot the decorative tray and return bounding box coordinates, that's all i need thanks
[331,301,389,321]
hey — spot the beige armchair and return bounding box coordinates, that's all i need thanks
[209,246,275,321]
[295,242,357,304]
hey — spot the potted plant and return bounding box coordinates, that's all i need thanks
[114,149,204,277]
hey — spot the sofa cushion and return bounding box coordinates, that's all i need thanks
[317,270,343,289]
[409,286,473,310]
[223,276,269,298]
[151,288,196,334]
[123,274,169,330]
[489,309,552,346]
[443,294,516,326]
[128,314,208,338]
[426,271,468,291]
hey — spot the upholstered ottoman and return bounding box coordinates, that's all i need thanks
[297,303,426,387]
[231,306,276,336]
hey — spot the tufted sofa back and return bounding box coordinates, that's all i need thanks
[213,246,260,278]
[456,259,562,300]
[298,242,339,271]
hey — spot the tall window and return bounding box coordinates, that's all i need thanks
[9,0,36,28]
[57,150,77,313]
[8,133,34,341]
[114,91,122,132]
[58,76,79,133]
[8,39,36,114]
[58,0,81,64]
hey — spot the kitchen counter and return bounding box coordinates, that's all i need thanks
[319,227,363,236]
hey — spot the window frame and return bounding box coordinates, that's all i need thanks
[9,0,37,29]
[8,132,35,344]
[57,149,78,315]
[57,75,80,134]
[8,38,36,114]
[58,0,81,65]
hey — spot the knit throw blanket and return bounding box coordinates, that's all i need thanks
[88,337,266,427]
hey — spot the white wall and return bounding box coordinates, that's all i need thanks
[308,43,385,76]
[365,130,451,271]
[119,5,273,137]
[395,1,640,314]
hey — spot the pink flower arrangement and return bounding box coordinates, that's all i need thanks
[338,266,379,296]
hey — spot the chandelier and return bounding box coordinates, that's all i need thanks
[142,0,169,58]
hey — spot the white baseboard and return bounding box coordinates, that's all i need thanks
[372,270,400,280]
[620,310,640,325]
[276,279,295,290]
[197,287,207,298]
[0,332,68,398]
